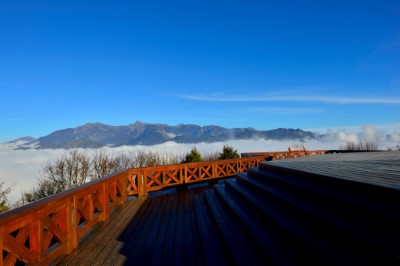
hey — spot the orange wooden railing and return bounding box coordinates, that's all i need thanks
[0,149,331,265]
[242,149,329,160]
[126,157,264,196]
[0,156,265,265]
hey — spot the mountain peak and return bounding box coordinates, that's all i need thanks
[6,122,317,149]
[133,121,146,125]
[6,136,37,144]
[80,122,107,128]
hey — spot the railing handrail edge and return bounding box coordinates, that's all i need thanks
[0,169,128,224]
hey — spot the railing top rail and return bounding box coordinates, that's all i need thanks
[242,150,329,155]
[0,169,128,225]
[127,156,266,170]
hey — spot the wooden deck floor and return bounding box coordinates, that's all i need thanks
[59,151,400,265]
[58,195,146,265]
[59,184,229,265]
[266,151,400,190]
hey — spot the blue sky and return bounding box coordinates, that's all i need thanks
[1,0,399,142]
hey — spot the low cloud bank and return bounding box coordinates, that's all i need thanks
[317,125,400,149]
[1,125,399,202]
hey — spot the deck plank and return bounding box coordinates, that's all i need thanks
[159,197,178,265]
[147,197,174,265]
[102,198,152,265]
[266,152,400,190]
[136,196,169,265]
[118,196,164,264]
[58,197,146,265]
[82,198,145,265]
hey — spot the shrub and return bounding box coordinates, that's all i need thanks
[0,181,12,213]
[182,147,203,163]
[218,145,240,160]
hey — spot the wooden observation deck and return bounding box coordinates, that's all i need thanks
[1,150,400,265]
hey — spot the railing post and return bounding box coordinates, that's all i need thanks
[0,226,4,266]
[212,162,216,178]
[137,170,146,197]
[29,219,41,261]
[122,170,128,203]
[181,165,185,185]
[71,195,78,251]
[103,182,109,220]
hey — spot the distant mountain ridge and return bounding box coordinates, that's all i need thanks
[7,121,317,149]
[6,136,37,143]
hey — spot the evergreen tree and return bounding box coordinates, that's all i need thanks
[182,147,203,163]
[218,145,240,160]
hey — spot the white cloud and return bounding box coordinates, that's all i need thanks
[361,125,378,141]
[164,132,176,138]
[243,106,324,114]
[337,131,359,143]
[0,149,65,202]
[1,125,399,203]
[317,124,400,150]
[180,93,400,104]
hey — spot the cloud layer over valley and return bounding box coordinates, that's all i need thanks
[1,125,399,203]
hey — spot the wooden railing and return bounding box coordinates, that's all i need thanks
[0,149,332,265]
[242,149,329,160]
[0,156,265,265]
[126,157,264,197]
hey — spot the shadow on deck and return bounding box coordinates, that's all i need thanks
[60,152,400,265]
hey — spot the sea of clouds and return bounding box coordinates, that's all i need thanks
[1,125,399,202]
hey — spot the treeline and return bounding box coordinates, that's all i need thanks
[1,145,240,211]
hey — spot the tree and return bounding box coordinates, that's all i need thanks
[182,147,203,163]
[15,148,211,206]
[218,145,240,160]
[91,149,120,179]
[340,141,378,151]
[17,150,92,204]
[0,181,12,213]
[42,149,91,191]
[19,178,59,205]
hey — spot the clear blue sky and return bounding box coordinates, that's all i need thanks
[1,0,399,142]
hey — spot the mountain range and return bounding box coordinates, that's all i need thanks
[6,121,317,149]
